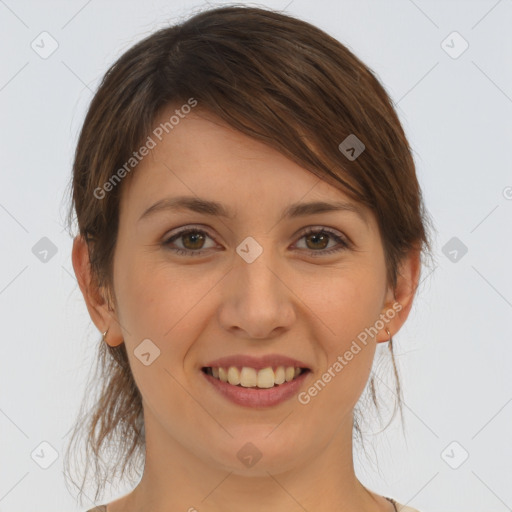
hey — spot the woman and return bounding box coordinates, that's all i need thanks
[65,5,433,511]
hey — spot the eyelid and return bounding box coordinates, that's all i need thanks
[163,224,348,241]
[163,224,218,242]
[295,225,350,243]
[162,224,219,250]
[162,224,352,256]
[293,226,351,254]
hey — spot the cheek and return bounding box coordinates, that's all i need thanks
[297,275,382,413]
[114,255,216,361]
[306,266,385,346]
[314,265,387,400]
[112,258,202,412]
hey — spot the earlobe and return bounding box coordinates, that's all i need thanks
[71,235,123,346]
[376,247,421,343]
[102,327,124,348]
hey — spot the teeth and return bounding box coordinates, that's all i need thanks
[206,365,305,388]
[227,366,241,386]
[218,367,228,383]
[274,366,285,385]
[256,367,274,388]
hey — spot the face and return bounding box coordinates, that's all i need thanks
[104,106,400,475]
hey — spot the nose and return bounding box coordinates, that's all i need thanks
[217,244,296,339]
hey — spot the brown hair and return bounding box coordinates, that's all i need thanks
[64,4,434,504]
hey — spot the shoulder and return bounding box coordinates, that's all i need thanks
[84,502,423,512]
[84,501,423,512]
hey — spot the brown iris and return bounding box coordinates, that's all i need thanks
[304,231,330,250]
[181,231,206,250]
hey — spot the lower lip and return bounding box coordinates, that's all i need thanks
[201,369,310,408]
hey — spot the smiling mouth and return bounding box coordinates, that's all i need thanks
[201,366,310,389]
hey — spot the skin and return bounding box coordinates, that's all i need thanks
[72,105,420,512]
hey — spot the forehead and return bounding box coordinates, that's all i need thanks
[119,106,368,223]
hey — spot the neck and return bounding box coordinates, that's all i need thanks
[112,408,387,512]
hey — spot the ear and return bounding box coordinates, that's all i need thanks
[376,246,421,343]
[71,235,124,347]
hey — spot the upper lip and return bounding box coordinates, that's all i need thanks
[203,354,311,371]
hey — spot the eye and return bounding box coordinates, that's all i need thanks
[163,227,217,257]
[294,227,350,256]
[162,226,350,257]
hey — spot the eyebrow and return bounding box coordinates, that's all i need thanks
[138,195,368,225]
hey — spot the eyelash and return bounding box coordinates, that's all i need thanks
[162,226,350,258]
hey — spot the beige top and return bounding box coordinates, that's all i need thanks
[86,498,422,511]
[391,501,423,512]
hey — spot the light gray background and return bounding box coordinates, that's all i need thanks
[1,1,511,511]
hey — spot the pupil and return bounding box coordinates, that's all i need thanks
[307,232,328,250]
[185,232,204,249]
